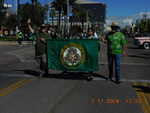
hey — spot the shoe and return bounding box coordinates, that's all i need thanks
[115,80,121,84]
[108,77,113,81]
[87,76,93,81]
[39,71,45,78]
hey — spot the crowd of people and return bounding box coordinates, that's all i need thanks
[24,20,127,83]
[1,19,128,84]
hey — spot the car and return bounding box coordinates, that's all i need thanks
[134,36,150,50]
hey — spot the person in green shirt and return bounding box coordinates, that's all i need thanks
[16,30,24,46]
[105,22,127,84]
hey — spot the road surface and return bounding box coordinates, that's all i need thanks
[0,39,149,113]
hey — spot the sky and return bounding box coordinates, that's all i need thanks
[96,0,150,16]
[5,0,150,17]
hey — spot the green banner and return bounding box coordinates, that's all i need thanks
[46,39,100,72]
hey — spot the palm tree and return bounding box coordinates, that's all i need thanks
[0,0,5,25]
[0,0,4,8]
[30,0,38,26]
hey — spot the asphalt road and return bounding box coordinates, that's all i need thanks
[0,39,149,113]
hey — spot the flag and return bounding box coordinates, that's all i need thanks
[46,39,100,72]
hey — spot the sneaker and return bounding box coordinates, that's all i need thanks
[87,76,93,81]
[115,80,121,84]
[39,71,45,78]
[107,77,113,81]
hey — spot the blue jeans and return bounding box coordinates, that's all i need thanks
[108,54,121,81]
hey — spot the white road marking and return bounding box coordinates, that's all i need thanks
[7,52,25,62]
[6,47,36,63]
[0,73,37,78]
[100,63,150,66]
[93,77,150,83]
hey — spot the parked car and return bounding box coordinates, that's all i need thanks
[134,36,150,49]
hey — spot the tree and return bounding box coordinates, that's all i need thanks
[135,14,150,35]
[0,0,5,25]
[148,19,150,33]
[3,14,17,29]
[0,0,4,11]
[19,3,47,27]
[138,14,150,34]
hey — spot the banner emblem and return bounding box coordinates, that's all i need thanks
[60,43,85,68]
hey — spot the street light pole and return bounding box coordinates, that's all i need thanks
[16,0,20,31]
[67,0,69,37]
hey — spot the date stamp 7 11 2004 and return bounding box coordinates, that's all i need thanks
[89,97,144,104]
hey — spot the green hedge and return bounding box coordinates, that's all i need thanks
[0,36,17,41]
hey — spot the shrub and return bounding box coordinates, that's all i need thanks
[0,36,17,41]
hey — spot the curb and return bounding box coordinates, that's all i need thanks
[0,41,33,45]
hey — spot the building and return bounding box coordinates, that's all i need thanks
[45,0,106,24]
[3,3,12,8]
[75,0,106,23]
[71,0,106,31]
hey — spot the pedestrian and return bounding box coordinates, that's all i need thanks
[16,30,23,46]
[37,25,49,76]
[50,28,57,39]
[103,22,127,84]
[93,30,99,39]
[87,29,94,39]
[27,19,49,77]
[81,30,88,39]
[27,18,36,45]
[0,26,3,38]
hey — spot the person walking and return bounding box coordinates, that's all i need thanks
[104,22,127,84]
[16,30,24,46]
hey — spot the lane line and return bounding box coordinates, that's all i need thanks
[0,79,32,96]
[141,83,150,106]
[133,82,150,113]
[94,77,150,113]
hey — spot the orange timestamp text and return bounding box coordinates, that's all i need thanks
[89,97,143,104]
